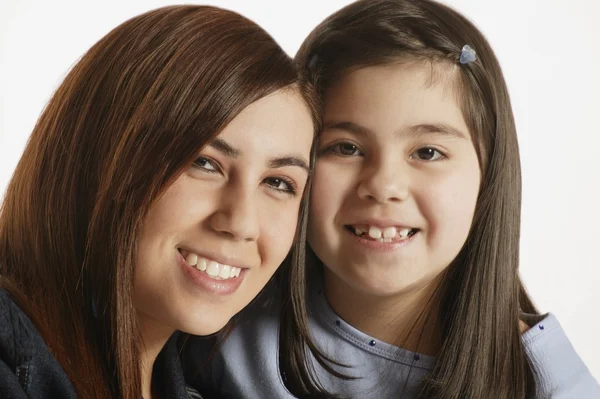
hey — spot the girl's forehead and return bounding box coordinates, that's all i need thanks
[334,59,461,91]
[322,62,470,140]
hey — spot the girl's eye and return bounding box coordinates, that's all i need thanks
[193,156,219,173]
[324,142,363,156]
[411,147,445,161]
[263,177,297,196]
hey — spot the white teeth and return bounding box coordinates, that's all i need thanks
[186,253,198,266]
[368,226,382,239]
[399,228,411,238]
[219,265,232,279]
[352,225,415,241]
[382,227,397,238]
[206,261,220,277]
[182,250,242,280]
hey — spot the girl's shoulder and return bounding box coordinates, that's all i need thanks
[521,313,600,398]
[180,281,288,398]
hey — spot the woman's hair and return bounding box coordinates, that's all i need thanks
[281,0,539,398]
[0,5,319,398]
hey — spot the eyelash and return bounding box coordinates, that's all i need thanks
[410,147,447,161]
[193,156,221,173]
[263,177,297,196]
[192,157,297,196]
[321,141,447,162]
[320,142,364,157]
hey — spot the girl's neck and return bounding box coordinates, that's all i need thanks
[323,269,443,356]
[137,314,175,399]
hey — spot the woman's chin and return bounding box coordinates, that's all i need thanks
[178,318,232,337]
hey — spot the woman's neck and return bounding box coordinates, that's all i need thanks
[324,269,443,356]
[137,313,175,399]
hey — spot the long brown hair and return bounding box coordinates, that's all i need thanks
[283,0,539,398]
[0,5,319,398]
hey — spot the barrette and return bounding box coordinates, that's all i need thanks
[307,53,320,69]
[459,45,477,64]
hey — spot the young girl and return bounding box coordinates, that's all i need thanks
[186,0,600,398]
[0,5,320,398]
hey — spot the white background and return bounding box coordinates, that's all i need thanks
[1,0,599,380]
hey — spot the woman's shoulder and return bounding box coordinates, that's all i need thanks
[0,288,34,359]
[0,288,77,398]
[521,313,600,398]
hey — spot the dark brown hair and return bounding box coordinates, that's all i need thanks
[282,0,539,398]
[0,5,319,398]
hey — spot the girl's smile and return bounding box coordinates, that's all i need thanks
[343,220,420,252]
[309,61,481,299]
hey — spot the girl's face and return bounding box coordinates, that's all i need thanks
[309,63,481,299]
[134,89,314,336]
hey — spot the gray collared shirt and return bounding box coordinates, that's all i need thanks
[186,283,600,398]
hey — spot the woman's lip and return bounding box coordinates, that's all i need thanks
[176,250,246,295]
[344,227,418,252]
[177,247,249,270]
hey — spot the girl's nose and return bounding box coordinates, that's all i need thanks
[357,158,409,204]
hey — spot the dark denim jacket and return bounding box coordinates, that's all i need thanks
[0,289,201,398]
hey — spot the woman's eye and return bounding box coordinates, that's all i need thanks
[264,177,297,195]
[411,147,445,161]
[325,142,363,156]
[193,156,219,173]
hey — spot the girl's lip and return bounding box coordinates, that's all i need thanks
[346,218,417,230]
[176,250,246,295]
[345,227,418,252]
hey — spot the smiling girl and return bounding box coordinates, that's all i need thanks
[188,0,600,398]
[0,5,319,399]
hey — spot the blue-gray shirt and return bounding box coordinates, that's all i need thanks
[186,280,600,398]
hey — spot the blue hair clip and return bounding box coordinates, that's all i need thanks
[459,45,477,64]
[307,53,320,69]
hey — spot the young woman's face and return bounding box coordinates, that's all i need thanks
[134,89,314,335]
[309,63,481,299]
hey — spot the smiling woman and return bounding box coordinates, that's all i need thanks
[0,5,318,399]
[135,90,313,337]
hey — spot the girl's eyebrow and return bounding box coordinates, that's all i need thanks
[409,123,468,140]
[323,120,468,140]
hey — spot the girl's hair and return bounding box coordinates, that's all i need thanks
[282,0,539,398]
[0,5,319,398]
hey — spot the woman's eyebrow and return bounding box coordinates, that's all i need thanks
[268,155,310,174]
[210,137,309,173]
[209,138,240,157]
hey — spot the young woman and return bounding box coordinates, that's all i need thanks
[0,5,320,398]
[186,1,600,398]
